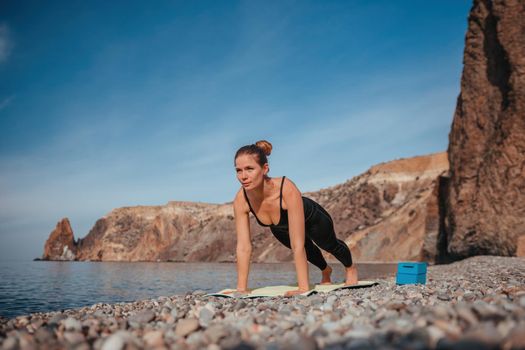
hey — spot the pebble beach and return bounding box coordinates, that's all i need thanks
[1,256,524,350]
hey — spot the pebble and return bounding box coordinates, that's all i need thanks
[504,323,525,349]
[1,337,17,350]
[198,303,216,328]
[326,295,338,305]
[175,318,200,337]
[462,322,502,345]
[456,305,478,326]
[47,313,66,326]
[471,301,507,320]
[101,331,127,350]
[520,296,525,308]
[34,327,54,343]
[437,292,451,301]
[279,320,295,331]
[62,317,82,332]
[310,295,324,306]
[63,331,85,344]
[233,300,247,311]
[128,309,155,324]
[93,310,106,318]
[205,324,229,343]
[143,330,164,347]
[344,328,371,339]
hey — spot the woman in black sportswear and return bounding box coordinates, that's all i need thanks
[231,140,358,297]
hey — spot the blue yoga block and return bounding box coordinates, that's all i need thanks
[397,262,427,274]
[396,273,426,285]
[396,262,427,285]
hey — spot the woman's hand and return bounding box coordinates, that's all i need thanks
[222,289,251,295]
[284,288,310,297]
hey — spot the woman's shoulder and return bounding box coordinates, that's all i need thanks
[233,188,250,213]
[280,176,302,199]
[280,175,298,189]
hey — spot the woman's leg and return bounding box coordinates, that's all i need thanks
[270,229,328,271]
[307,206,353,267]
[306,205,358,285]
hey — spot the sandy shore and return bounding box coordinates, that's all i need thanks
[1,256,524,350]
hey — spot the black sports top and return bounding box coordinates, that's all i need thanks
[242,176,317,230]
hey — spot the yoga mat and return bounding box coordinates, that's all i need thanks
[206,280,379,298]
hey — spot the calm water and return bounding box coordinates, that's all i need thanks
[0,261,396,319]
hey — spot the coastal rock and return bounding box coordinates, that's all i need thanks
[42,153,448,263]
[74,202,237,262]
[321,152,448,262]
[42,218,77,261]
[445,0,525,259]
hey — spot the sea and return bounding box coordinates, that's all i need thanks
[0,260,396,319]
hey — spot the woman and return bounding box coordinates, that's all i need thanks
[230,140,358,297]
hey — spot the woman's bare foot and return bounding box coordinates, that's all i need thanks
[345,265,358,285]
[284,289,310,297]
[320,265,333,285]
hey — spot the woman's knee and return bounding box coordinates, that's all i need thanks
[320,239,349,254]
[310,232,338,250]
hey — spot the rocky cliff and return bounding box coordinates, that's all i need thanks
[42,152,449,263]
[444,0,525,259]
[304,152,449,263]
[42,218,77,260]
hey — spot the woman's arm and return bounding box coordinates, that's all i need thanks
[282,178,310,293]
[233,194,252,292]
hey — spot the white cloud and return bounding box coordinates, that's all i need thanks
[0,23,12,63]
[0,95,14,111]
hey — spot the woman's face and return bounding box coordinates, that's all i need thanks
[235,154,268,189]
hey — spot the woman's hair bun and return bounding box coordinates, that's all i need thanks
[255,140,272,156]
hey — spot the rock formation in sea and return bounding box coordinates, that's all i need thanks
[42,152,448,263]
[42,218,77,261]
[444,0,525,260]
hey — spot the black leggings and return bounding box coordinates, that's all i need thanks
[270,205,353,271]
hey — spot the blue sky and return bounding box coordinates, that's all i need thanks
[0,0,471,260]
